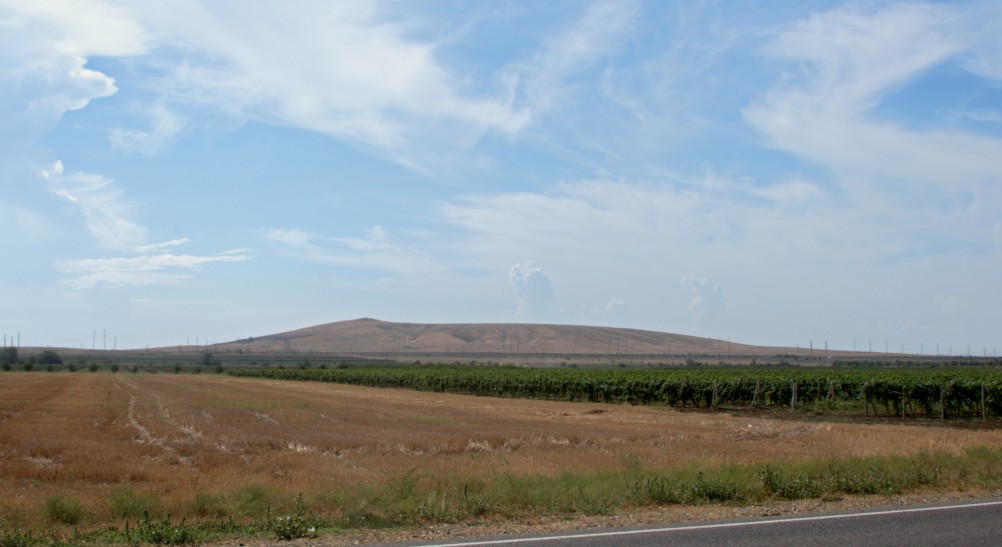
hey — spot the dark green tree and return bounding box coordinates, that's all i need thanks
[37,350,63,365]
[201,350,220,368]
[0,347,17,368]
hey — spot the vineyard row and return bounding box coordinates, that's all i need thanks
[228,366,1002,419]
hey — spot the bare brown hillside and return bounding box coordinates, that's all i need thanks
[214,318,820,357]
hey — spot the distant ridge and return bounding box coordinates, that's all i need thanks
[214,318,815,357]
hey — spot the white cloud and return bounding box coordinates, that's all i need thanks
[680,275,722,325]
[0,0,147,57]
[514,0,640,112]
[0,0,146,133]
[936,295,971,315]
[109,103,187,155]
[748,178,826,206]
[507,261,555,320]
[266,225,443,281]
[595,298,624,318]
[43,161,147,251]
[745,2,1002,199]
[125,1,528,170]
[135,238,190,253]
[58,251,250,289]
[265,227,317,250]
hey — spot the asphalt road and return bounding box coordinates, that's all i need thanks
[402,499,1002,547]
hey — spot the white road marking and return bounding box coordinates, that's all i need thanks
[425,500,1002,546]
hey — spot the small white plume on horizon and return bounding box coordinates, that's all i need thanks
[680,274,722,325]
[507,261,555,319]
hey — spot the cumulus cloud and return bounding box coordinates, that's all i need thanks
[680,275,722,325]
[595,298,624,318]
[0,0,146,137]
[507,261,555,320]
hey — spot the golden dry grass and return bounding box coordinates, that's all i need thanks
[213,317,807,356]
[2,372,1000,532]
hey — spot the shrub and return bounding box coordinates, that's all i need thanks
[88,363,99,373]
[44,494,85,525]
[233,484,274,518]
[37,350,62,365]
[191,492,227,518]
[109,486,158,520]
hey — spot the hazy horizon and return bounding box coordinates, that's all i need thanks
[2,1,1000,354]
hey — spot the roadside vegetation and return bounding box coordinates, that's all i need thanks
[3,446,1002,545]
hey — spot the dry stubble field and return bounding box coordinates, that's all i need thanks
[2,373,1002,540]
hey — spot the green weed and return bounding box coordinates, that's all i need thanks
[43,495,85,526]
[109,486,159,519]
[123,512,198,545]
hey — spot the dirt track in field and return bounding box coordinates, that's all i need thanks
[2,373,1001,533]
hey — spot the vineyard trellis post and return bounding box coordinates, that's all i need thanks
[790,381,797,410]
[752,379,760,409]
[982,383,987,421]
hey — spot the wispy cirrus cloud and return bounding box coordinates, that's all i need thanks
[744,2,1002,199]
[58,247,250,289]
[109,103,188,155]
[126,1,529,171]
[265,225,442,281]
[42,160,148,251]
[512,0,641,112]
[134,238,190,253]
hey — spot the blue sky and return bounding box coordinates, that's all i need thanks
[2,1,1001,354]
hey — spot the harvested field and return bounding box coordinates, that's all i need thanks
[2,373,1002,539]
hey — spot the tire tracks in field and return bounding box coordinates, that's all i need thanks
[112,377,183,458]
[114,377,234,462]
